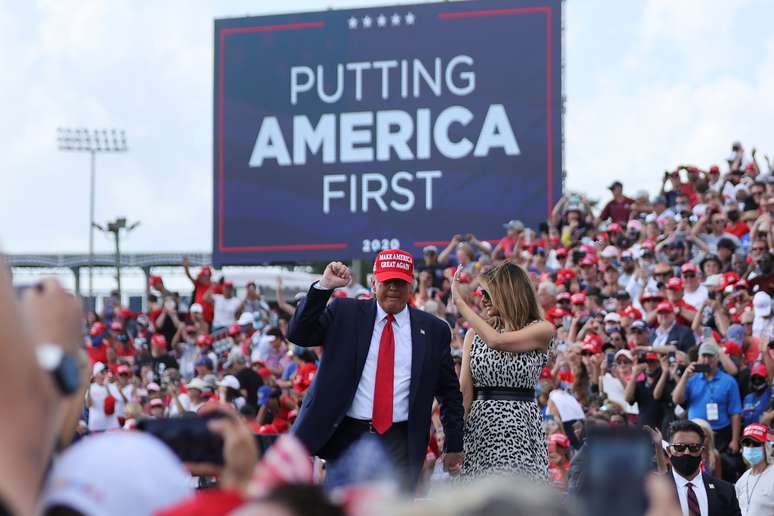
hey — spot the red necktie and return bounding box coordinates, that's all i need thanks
[686,482,700,516]
[372,313,395,434]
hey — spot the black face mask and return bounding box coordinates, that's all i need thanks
[751,379,768,393]
[670,454,702,477]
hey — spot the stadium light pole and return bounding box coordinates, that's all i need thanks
[93,217,140,299]
[57,128,128,310]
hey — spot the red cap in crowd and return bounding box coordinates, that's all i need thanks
[621,306,642,320]
[709,165,720,174]
[151,334,167,348]
[373,250,414,283]
[545,307,569,325]
[539,367,553,380]
[742,423,769,444]
[223,280,234,288]
[195,334,212,347]
[556,248,569,258]
[571,293,586,305]
[548,433,571,449]
[582,333,602,354]
[110,321,123,332]
[117,365,131,375]
[680,262,698,274]
[149,275,164,288]
[228,324,241,337]
[644,352,659,361]
[607,223,622,233]
[558,370,575,384]
[722,341,742,356]
[90,321,107,337]
[258,367,272,379]
[666,278,683,290]
[656,301,674,313]
[198,266,212,277]
[751,363,768,378]
[556,292,572,303]
[580,257,595,267]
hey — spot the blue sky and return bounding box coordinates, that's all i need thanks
[2,0,773,254]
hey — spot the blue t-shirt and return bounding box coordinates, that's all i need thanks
[684,370,742,430]
[742,388,771,427]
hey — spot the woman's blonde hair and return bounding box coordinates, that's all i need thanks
[481,261,543,331]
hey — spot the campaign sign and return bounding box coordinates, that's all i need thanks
[214,0,562,264]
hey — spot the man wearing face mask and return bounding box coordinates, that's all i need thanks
[666,419,741,516]
[742,363,772,427]
[625,353,671,429]
[734,423,774,515]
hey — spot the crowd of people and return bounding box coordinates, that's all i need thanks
[3,140,774,515]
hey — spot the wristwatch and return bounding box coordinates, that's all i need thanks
[36,344,81,395]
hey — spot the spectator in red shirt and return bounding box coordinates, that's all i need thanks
[183,256,214,323]
[724,203,749,238]
[599,181,635,224]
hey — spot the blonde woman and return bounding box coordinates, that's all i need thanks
[692,418,723,478]
[452,261,555,480]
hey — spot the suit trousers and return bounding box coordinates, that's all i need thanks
[323,417,412,492]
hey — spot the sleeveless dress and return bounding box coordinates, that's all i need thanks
[462,325,552,481]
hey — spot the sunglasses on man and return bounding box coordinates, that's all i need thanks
[670,443,703,454]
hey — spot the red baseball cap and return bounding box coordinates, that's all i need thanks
[228,324,241,337]
[722,341,742,356]
[571,293,587,305]
[709,165,720,174]
[223,280,234,288]
[751,363,768,378]
[622,306,643,320]
[667,278,683,290]
[644,352,659,361]
[656,301,674,313]
[539,367,553,380]
[556,292,572,302]
[607,223,622,233]
[258,367,272,379]
[151,334,167,348]
[373,250,414,283]
[90,321,107,337]
[742,423,769,444]
[117,365,131,375]
[680,262,698,274]
[556,247,569,258]
[548,433,571,449]
[580,257,595,267]
[198,266,212,277]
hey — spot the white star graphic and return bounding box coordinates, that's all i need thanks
[376,14,387,27]
[391,13,401,26]
[348,16,358,29]
[405,12,415,25]
[362,15,372,28]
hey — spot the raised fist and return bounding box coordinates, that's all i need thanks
[318,261,352,290]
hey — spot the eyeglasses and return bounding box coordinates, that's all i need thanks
[479,288,491,303]
[670,443,703,454]
[682,273,696,279]
[752,247,766,252]
[655,273,671,279]
[741,440,763,448]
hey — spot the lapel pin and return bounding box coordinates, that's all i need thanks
[420,329,426,335]
[708,484,715,489]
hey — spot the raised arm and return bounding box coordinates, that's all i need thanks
[452,266,554,353]
[438,235,461,266]
[275,277,296,317]
[182,255,196,284]
[286,262,349,347]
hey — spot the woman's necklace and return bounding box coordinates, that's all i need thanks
[745,464,769,513]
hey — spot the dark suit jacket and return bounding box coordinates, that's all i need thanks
[667,469,741,516]
[288,284,464,477]
[649,323,696,353]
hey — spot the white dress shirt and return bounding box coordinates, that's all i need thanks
[347,303,412,422]
[672,468,709,516]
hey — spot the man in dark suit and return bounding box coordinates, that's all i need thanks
[288,250,464,489]
[665,420,741,516]
[650,301,696,353]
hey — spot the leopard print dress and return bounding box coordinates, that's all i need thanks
[462,325,552,481]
